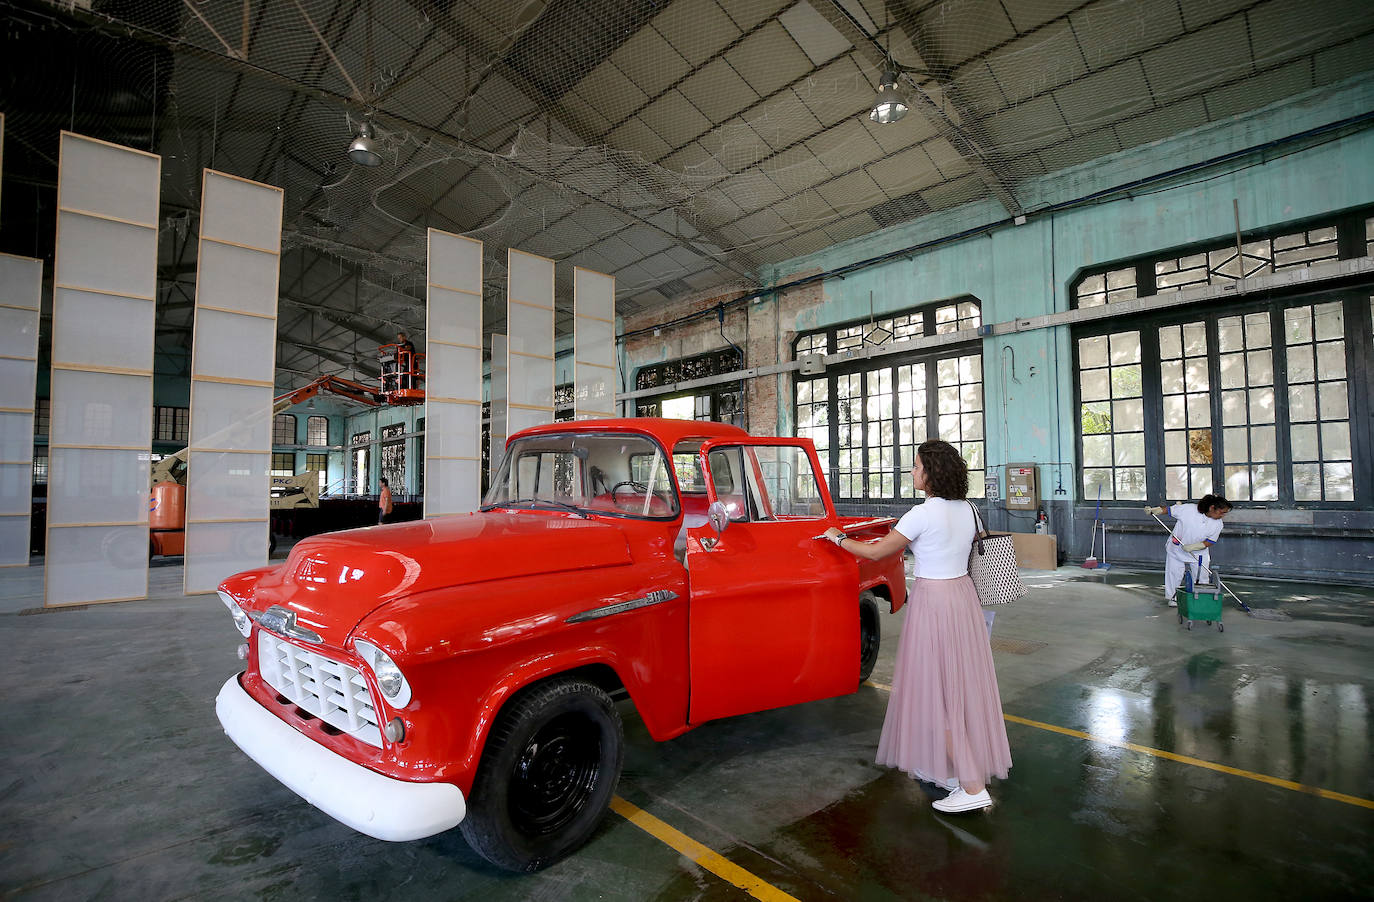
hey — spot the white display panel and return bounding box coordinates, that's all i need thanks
[425,229,483,517]
[506,249,554,443]
[185,170,282,595]
[0,359,36,410]
[424,401,482,459]
[196,242,280,317]
[186,451,270,521]
[201,174,284,252]
[184,521,269,596]
[489,334,508,481]
[0,252,41,566]
[0,464,28,515]
[56,132,161,225]
[49,370,153,448]
[47,447,151,525]
[573,266,617,420]
[46,133,158,604]
[188,381,273,451]
[55,211,158,299]
[425,458,480,518]
[192,308,277,385]
[0,413,33,462]
[52,288,158,372]
[46,525,150,605]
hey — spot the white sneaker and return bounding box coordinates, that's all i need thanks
[932,788,993,813]
[1166,599,1177,607]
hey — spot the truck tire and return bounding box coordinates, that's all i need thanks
[461,678,623,872]
[859,591,881,684]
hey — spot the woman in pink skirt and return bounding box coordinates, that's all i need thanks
[824,439,1012,812]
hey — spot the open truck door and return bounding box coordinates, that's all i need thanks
[684,438,858,724]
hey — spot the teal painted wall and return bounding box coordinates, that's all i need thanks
[759,77,1374,502]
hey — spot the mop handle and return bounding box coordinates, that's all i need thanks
[1151,512,1250,611]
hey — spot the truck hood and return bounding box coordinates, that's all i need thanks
[231,512,634,646]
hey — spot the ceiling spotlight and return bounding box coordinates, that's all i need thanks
[869,71,908,124]
[348,122,383,167]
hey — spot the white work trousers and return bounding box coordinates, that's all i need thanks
[1164,541,1211,599]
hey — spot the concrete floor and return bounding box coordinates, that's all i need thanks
[1,556,1370,901]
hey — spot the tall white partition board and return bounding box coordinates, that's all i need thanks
[489,333,508,481]
[424,228,484,516]
[0,253,41,567]
[573,267,616,420]
[506,249,555,436]
[46,133,160,606]
[184,170,283,594]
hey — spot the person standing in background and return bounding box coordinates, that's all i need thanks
[823,439,1012,813]
[396,331,416,390]
[1145,494,1232,606]
[378,476,394,524]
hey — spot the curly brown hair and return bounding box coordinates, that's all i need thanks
[917,440,969,500]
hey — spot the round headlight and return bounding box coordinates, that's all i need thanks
[217,591,252,638]
[353,639,412,708]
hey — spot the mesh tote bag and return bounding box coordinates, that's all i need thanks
[966,501,1027,605]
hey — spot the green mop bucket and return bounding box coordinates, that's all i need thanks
[1179,561,1224,631]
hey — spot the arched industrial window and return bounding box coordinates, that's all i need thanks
[1071,208,1374,506]
[306,415,329,446]
[272,413,296,446]
[792,298,984,504]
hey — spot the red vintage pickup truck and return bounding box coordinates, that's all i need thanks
[215,418,906,871]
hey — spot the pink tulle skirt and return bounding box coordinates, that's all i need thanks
[876,575,1012,789]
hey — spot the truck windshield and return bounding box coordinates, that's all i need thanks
[483,433,679,520]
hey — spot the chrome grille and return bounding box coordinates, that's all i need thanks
[257,631,382,748]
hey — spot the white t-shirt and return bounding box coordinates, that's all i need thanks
[1168,503,1225,546]
[893,497,977,579]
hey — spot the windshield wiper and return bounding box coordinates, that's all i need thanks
[480,497,590,518]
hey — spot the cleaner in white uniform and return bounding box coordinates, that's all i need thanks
[1144,494,1233,606]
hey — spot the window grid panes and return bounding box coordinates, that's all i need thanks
[896,363,928,497]
[154,406,189,443]
[351,431,370,494]
[1159,322,1213,499]
[835,372,864,498]
[33,453,48,485]
[34,398,49,436]
[1366,217,1373,257]
[380,422,406,493]
[305,453,328,492]
[1285,302,1352,501]
[306,415,329,446]
[270,452,295,477]
[795,377,829,465]
[1218,312,1277,501]
[1075,266,1137,308]
[935,301,981,334]
[796,333,828,356]
[1154,229,1340,296]
[936,354,985,497]
[1079,331,1145,500]
[272,414,296,446]
[865,369,895,498]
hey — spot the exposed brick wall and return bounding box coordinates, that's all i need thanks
[621,271,827,436]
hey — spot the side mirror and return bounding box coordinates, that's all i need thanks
[707,501,731,535]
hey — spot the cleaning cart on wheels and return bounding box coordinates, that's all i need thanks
[1177,557,1224,632]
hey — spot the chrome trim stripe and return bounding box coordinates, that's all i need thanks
[566,590,679,624]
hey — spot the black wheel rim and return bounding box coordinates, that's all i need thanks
[509,713,602,837]
[860,605,879,670]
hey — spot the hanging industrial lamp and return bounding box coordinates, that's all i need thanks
[348,122,383,167]
[869,70,908,124]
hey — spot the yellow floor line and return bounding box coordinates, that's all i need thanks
[610,795,800,902]
[864,680,1373,810]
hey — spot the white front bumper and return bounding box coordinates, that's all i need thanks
[215,675,466,841]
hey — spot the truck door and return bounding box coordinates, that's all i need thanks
[684,439,858,724]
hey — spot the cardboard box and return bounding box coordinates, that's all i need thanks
[1011,533,1058,570]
